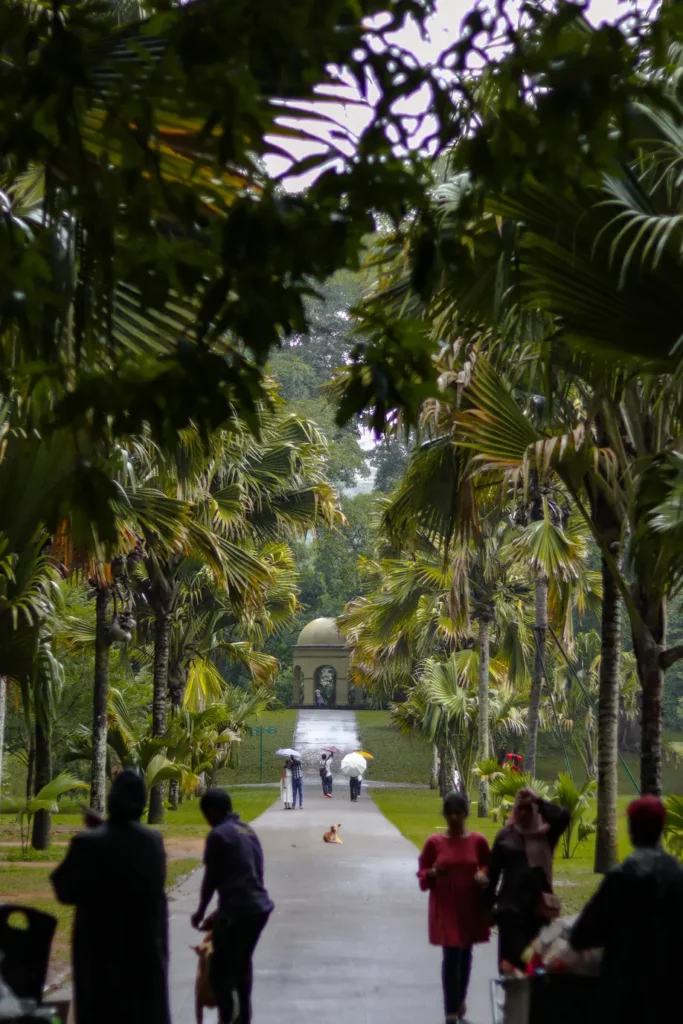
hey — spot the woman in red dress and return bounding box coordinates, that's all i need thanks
[418,791,491,1023]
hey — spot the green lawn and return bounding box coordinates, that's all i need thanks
[217,708,297,784]
[355,710,434,783]
[371,788,640,916]
[357,710,683,794]
[0,785,276,982]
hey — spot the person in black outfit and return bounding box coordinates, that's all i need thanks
[51,770,170,1024]
[570,795,683,1024]
[191,788,274,1024]
[486,787,569,970]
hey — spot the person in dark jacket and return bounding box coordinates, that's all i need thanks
[51,770,170,1024]
[486,787,569,970]
[191,788,274,1024]
[570,795,683,1024]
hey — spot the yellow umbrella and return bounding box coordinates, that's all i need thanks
[354,750,374,759]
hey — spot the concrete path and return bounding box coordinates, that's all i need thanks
[169,786,496,1024]
[292,708,360,777]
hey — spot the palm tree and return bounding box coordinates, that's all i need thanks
[392,655,526,798]
[138,410,339,822]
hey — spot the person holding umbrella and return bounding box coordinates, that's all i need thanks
[276,748,303,809]
[341,752,367,802]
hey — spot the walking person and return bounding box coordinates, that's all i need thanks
[570,795,683,1024]
[191,788,273,1024]
[281,757,293,810]
[51,770,170,1024]
[486,787,569,971]
[418,792,491,1023]
[349,772,363,801]
[320,752,333,798]
[290,755,304,808]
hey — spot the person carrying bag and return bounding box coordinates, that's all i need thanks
[485,787,569,971]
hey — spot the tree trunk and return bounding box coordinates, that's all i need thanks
[635,630,665,795]
[526,575,548,778]
[91,585,111,814]
[477,617,491,817]
[630,580,666,795]
[26,738,35,803]
[148,610,171,824]
[0,679,6,810]
[31,718,52,850]
[594,548,621,873]
[437,742,452,798]
[168,779,179,810]
[429,744,439,790]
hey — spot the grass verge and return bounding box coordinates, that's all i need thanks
[370,788,641,916]
[217,709,298,784]
[357,711,683,794]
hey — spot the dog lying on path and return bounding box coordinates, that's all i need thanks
[323,823,342,843]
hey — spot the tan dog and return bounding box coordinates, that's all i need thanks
[323,823,343,843]
[192,930,217,1024]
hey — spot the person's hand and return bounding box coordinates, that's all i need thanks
[474,869,489,887]
[516,787,538,803]
[426,866,448,879]
[190,910,204,930]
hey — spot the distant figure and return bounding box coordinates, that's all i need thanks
[418,792,491,1023]
[290,756,304,809]
[191,788,273,1024]
[315,687,325,708]
[281,758,293,810]
[320,752,333,798]
[51,770,170,1024]
[503,750,523,773]
[452,767,461,792]
[486,787,569,971]
[571,795,683,1024]
[349,773,363,802]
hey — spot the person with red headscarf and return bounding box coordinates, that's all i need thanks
[571,795,683,1024]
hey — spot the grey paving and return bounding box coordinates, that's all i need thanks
[291,708,360,777]
[169,782,496,1024]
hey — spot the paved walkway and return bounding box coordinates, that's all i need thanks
[169,785,496,1024]
[292,707,360,776]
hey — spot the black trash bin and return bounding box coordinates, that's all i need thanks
[0,904,57,1003]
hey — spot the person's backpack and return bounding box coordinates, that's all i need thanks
[320,766,327,778]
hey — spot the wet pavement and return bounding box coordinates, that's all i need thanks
[292,708,360,778]
[168,722,496,1024]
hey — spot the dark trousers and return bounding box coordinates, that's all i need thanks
[292,777,303,807]
[349,776,361,800]
[442,946,473,1017]
[497,910,541,971]
[210,911,270,1024]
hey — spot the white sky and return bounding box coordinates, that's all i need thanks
[266,0,650,188]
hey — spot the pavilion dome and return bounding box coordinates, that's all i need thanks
[296,617,345,647]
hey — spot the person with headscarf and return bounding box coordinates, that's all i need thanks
[486,787,570,970]
[570,795,683,1024]
[51,770,170,1024]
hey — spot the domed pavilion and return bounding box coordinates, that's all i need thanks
[292,617,357,708]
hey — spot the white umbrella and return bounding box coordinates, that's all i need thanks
[275,748,301,758]
[341,752,367,778]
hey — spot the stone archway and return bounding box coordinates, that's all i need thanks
[292,617,351,708]
[314,664,337,707]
